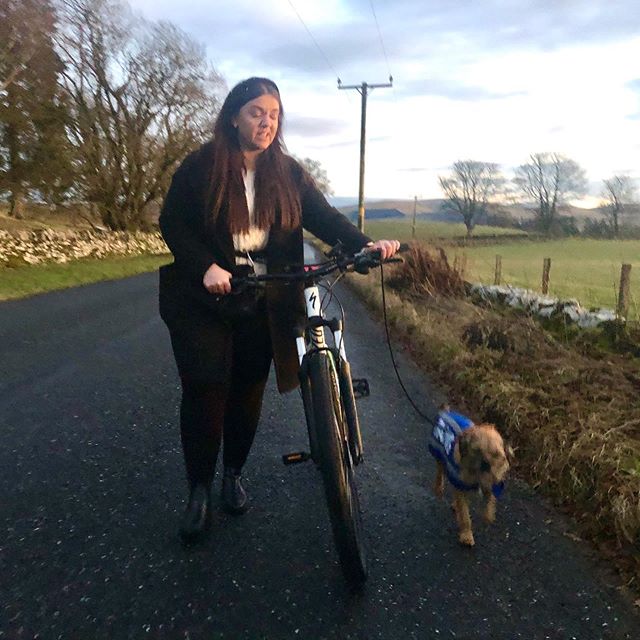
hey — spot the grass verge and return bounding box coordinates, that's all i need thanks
[0,254,172,301]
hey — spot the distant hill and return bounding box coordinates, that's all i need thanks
[328,196,358,208]
[337,198,610,227]
[337,198,445,217]
[342,208,405,223]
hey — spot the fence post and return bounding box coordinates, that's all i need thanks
[541,258,551,294]
[617,263,632,319]
[494,255,502,285]
[460,254,467,280]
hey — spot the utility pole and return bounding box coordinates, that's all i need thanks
[338,77,393,232]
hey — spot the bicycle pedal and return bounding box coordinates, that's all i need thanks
[352,378,370,398]
[282,451,311,465]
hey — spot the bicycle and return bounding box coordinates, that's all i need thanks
[233,242,406,587]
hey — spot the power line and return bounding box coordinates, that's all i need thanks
[286,0,343,84]
[368,0,393,81]
[367,0,403,199]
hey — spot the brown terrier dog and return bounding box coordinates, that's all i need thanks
[429,409,512,547]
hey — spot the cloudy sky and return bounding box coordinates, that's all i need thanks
[130,0,639,203]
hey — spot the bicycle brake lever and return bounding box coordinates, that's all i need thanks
[353,249,380,274]
[325,241,347,259]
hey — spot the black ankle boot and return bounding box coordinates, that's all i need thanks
[221,467,248,514]
[179,483,211,543]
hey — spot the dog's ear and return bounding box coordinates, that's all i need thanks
[453,437,465,465]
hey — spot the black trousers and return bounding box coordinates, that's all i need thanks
[176,308,273,488]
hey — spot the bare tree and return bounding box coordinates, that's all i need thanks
[513,152,587,233]
[438,160,504,236]
[0,1,55,92]
[55,0,225,230]
[293,155,334,196]
[601,174,637,236]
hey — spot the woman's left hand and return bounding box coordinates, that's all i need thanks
[364,239,401,260]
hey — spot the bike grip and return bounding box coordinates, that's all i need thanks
[229,276,250,293]
[398,242,410,253]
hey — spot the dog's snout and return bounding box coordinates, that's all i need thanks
[480,459,491,473]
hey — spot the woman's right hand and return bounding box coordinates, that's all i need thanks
[203,263,232,295]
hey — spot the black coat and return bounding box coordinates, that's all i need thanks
[159,141,371,392]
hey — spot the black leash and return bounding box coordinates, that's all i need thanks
[378,263,437,427]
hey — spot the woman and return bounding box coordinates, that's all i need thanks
[159,77,399,543]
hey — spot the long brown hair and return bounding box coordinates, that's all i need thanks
[206,77,301,233]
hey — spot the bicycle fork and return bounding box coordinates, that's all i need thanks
[282,285,365,467]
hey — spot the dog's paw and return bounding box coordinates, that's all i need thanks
[458,531,475,547]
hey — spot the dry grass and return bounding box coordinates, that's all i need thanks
[349,242,640,592]
[386,244,466,298]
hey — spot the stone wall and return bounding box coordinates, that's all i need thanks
[469,283,620,326]
[0,229,169,265]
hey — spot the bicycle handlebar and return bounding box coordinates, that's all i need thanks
[230,242,410,291]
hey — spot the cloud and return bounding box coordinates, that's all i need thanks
[263,28,385,77]
[298,134,392,151]
[128,0,640,199]
[284,115,348,137]
[398,165,452,173]
[376,0,640,52]
[131,1,640,87]
[396,78,527,101]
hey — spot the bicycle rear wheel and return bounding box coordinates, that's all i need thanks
[306,351,368,586]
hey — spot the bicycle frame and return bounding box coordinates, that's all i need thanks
[294,282,348,464]
[233,244,404,465]
[295,283,345,361]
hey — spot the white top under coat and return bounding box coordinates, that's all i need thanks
[234,168,268,275]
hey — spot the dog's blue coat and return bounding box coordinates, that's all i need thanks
[428,411,504,497]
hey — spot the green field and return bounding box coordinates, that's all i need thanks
[451,239,639,319]
[0,254,172,301]
[364,219,639,320]
[363,218,527,241]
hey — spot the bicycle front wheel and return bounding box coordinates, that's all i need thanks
[307,351,368,586]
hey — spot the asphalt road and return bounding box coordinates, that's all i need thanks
[1,267,639,639]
